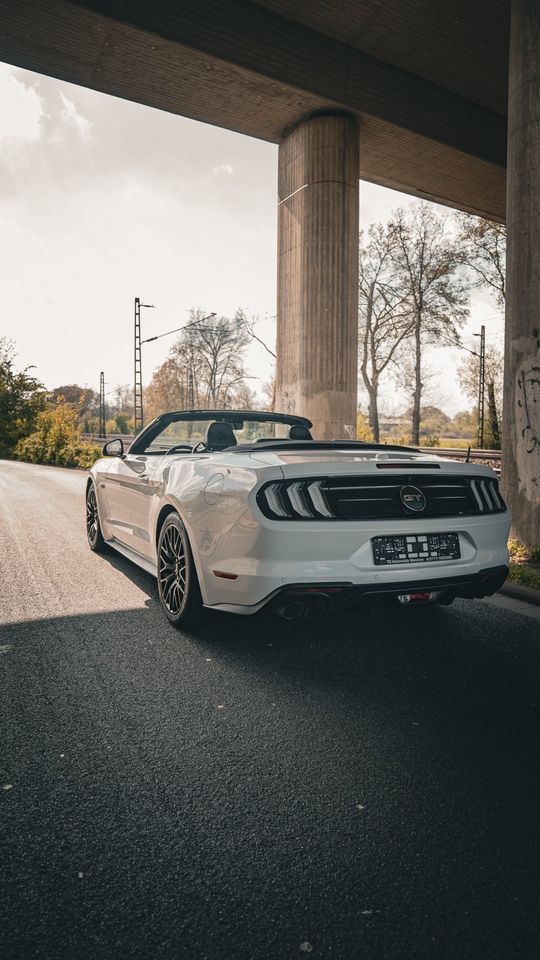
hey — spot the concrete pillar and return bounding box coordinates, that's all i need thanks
[276,113,359,440]
[504,0,540,548]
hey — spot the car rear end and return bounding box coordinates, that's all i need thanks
[206,450,510,616]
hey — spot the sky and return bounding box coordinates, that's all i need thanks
[0,62,504,415]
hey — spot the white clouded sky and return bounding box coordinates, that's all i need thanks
[0,62,504,414]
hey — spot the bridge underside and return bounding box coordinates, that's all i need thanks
[0,0,507,220]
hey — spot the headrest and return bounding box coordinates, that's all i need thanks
[289,424,313,440]
[204,420,237,451]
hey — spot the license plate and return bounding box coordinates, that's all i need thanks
[372,532,460,566]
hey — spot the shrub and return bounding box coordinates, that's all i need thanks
[356,411,374,442]
[0,340,48,456]
[115,412,129,433]
[508,538,540,564]
[72,443,103,469]
[15,400,79,464]
[15,399,103,469]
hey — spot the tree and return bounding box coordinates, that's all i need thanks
[111,383,133,412]
[238,313,276,411]
[260,376,276,412]
[50,384,98,416]
[449,409,477,440]
[114,413,129,433]
[389,204,470,444]
[456,213,506,307]
[358,224,414,441]
[145,309,252,420]
[415,405,451,440]
[145,356,193,422]
[0,338,48,457]
[239,314,276,361]
[232,381,259,409]
[457,345,503,448]
[181,309,251,407]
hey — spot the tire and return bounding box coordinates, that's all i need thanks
[86,482,108,552]
[157,512,207,629]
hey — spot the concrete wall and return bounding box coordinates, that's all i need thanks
[503,0,540,548]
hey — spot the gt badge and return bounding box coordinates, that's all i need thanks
[400,485,426,513]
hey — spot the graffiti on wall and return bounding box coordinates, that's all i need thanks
[517,366,540,454]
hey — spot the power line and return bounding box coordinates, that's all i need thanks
[436,334,479,357]
[141,312,217,345]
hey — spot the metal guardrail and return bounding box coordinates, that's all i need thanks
[419,447,501,462]
[83,434,135,444]
[81,434,501,462]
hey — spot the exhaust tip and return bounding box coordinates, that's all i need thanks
[276,600,305,621]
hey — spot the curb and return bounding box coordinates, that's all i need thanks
[498,581,540,607]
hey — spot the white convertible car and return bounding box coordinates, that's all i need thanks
[86,410,510,627]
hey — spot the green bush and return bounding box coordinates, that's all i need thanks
[14,431,46,464]
[15,399,103,469]
[115,412,129,433]
[507,539,540,591]
[71,443,103,469]
[0,340,48,456]
[16,400,79,463]
[356,411,374,442]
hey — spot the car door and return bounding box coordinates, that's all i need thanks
[103,452,163,560]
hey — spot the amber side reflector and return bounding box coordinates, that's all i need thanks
[213,570,238,580]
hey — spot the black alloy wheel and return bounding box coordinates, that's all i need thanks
[86,483,106,552]
[157,513,206,628]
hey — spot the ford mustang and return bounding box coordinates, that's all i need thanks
[85,410,510,627]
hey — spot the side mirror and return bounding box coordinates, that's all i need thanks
[102,438,124,458]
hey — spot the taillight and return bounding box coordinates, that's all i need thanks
[469,478,506,513]
[258,480,335,520]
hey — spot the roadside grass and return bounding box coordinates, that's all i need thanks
[436,438,473,449]
[508,538,540,590]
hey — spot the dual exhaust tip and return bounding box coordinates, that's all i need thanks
[275,594,331,620]
[276,587,448,619]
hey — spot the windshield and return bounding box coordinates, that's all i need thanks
[140,417,294,454]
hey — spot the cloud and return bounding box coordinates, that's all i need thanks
[212,163,235,176]
[59,91,92,140]
[0,64,43,141]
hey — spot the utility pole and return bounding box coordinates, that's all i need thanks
[134,297,155,434]
[476,324,486,449]
[134,298,143,434]
[99,371,106,439]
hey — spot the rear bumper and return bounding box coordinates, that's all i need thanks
[209,564,509,616]
[200,511,511,613]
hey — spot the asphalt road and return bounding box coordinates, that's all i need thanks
[2,459,540,960]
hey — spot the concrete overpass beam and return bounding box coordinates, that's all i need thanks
[504,0,540,548]
[276,114,359,440]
